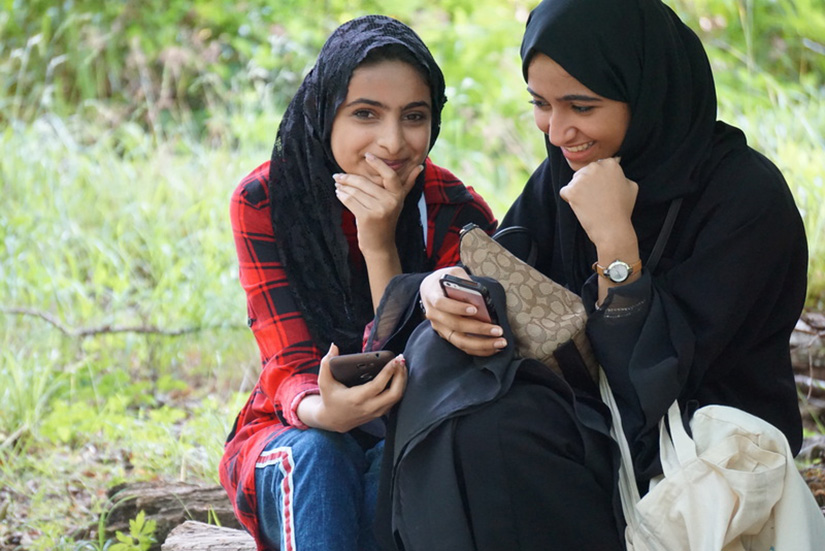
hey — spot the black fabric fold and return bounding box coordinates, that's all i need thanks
[372,276,620,550]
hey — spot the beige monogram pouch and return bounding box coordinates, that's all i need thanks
[459,224,598,381]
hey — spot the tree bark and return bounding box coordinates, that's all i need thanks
[161,521,255,551]
[75,480,243,551]
[792,313,825,431]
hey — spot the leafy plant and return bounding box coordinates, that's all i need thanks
[109,511,156,551]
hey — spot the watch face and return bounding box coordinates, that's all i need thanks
[606,261,631,283]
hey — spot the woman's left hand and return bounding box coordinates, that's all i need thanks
[419,267,507,357]
[334,153,424,256]
[559,157,638,249]
[299,343,408,433]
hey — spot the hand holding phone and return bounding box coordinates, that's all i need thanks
[329,350,396,387]
[439,274,498,324]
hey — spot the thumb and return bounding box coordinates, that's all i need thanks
[318,343,339,384]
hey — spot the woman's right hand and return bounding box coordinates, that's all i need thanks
[297,344,408,433]
[419,267,507,357]
[559,157,638,253]
[334,154,422,258]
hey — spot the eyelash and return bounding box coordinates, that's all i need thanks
[352,110,428,122]
[528,99,594,114]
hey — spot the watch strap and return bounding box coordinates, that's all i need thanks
[592,259,642,280]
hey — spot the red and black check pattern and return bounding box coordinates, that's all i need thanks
[219,158,496,546]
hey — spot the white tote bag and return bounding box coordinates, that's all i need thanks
[599,369,825,551]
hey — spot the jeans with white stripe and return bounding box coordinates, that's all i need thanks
[255,428,383,551]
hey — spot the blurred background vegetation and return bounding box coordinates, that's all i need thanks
[1,0,824,548]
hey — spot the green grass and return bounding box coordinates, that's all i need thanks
[0,118,263,547]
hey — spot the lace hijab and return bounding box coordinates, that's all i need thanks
[268,15,447,353]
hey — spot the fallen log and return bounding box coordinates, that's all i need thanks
[792,314,825,379]
[161,521,254,551]
[75,480,242,551]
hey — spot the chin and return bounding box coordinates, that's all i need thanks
[565,160,585,172]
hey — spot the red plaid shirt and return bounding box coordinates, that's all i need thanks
[219,158,496,546]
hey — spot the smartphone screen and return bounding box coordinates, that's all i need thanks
[329,350,395,387]
[439,274,498,324]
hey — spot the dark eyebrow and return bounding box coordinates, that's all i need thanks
[403,100,431,111]
[560,94,602,102]
[526,87,603,103]
[526,87,544,100]
[343,98,384,109]
[343,98,431,111]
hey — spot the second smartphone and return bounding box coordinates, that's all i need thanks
[329,350,395,387]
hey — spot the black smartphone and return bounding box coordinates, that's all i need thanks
[439,274,498,324]
[329,350,395,387]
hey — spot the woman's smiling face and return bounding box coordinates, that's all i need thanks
[526,52,631,171]
[330,59,432,183]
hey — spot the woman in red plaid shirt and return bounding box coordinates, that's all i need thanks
[219,15,496,551]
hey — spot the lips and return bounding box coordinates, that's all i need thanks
[565,142,594,153]
[380,158,405,170]
[561,141,595,165]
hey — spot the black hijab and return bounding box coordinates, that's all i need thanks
[519,0,718,287]
[268,16,447,354]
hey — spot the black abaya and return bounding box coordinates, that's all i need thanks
[375,0,807,548]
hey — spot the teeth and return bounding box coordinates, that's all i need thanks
[566,142,593,153]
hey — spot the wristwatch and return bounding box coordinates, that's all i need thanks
[592,259,642,283]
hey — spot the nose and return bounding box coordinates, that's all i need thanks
[377,120,404,154]
[542,111,574,147]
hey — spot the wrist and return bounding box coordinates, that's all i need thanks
[360,245,398,263]
[592,258,642,284]
[296,394,326,429]
[362,249,402,283]
[591,223,637,254]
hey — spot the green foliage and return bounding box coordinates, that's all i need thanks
[671,0,825,81]
[1,0,824,546]
[110,510,156,551]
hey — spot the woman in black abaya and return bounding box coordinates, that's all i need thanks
[380,0,808,549]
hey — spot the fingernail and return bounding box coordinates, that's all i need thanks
[398,354,406,366]
[494,339,507,349]
[332,173,343,181]
[466,306,477,315]
[490,326,503,337]
[365,152,375,160]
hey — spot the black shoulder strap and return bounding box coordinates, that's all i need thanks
[492,225,538,266]
[646,198,683,273]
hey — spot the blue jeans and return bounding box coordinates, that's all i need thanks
[255,428,384,551]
